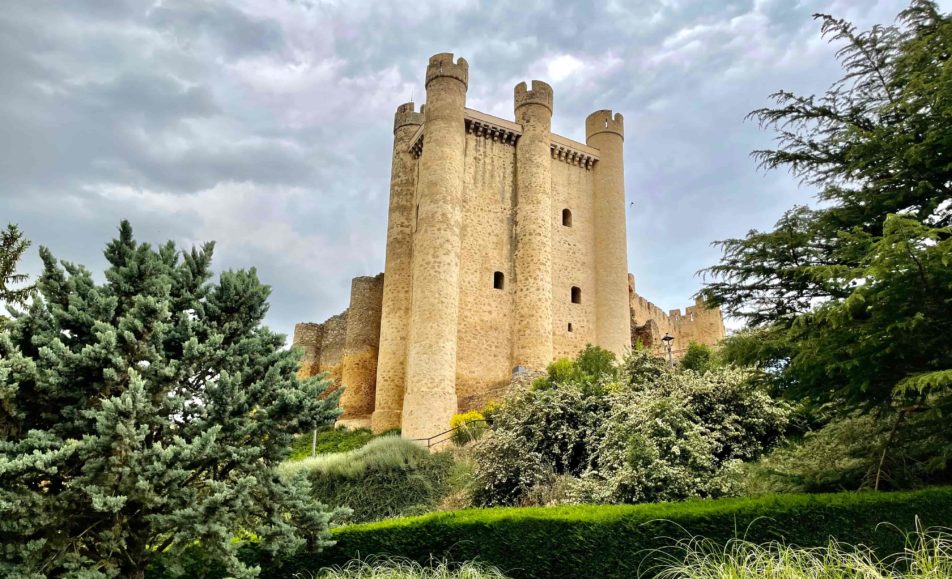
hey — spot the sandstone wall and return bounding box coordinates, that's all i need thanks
[401,53,467,441]
[372,102,423,432]
[629,274,725,358]
[292,322,323,378]
[292,274,384,423]
[550,146,597,359]
[455,128,517,412]
[292,310,347,387]
[339,274,385,427]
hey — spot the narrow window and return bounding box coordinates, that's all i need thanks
[571,286,581,304]
[493,271,505,290]
[568,323,573,332]
[562,208,572,227]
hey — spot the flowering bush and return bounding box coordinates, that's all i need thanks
[449,410,488,446]
[473,349,792,506]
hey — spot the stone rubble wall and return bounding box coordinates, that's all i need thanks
[292,274,384,423]
[339,274,385,427]
[629,273,725,358]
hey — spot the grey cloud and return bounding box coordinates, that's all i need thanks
[1,0,947,337]
[148,1,287,58]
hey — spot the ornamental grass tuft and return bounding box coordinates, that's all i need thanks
[313,557,508,578]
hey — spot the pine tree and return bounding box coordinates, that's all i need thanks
[0,224,35,319]
[0,221,342,578]
[700,1,952,487]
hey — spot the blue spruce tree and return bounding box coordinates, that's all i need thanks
[0,221,341,578]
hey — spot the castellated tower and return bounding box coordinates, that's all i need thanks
[401,54,469,441]
[586,111,630,358]
[371,103,424,433]
[513,81,554,371]
[293,53,726,438]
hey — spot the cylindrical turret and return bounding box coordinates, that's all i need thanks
[371,102,424,433]
[292,322,323,379]
[338,274,384,428]
[512,80,554,370]
[401,53,468,440]
[586,110,630,358]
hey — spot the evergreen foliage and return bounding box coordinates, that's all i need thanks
[0,224,35,321]
[0,221,341,578]
[267,487,952,579]
[679,342,717,374]
[699,1,952,485]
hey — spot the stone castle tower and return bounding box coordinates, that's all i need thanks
[294,53,725,440]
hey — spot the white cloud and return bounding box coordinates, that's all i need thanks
[545,54,584,82]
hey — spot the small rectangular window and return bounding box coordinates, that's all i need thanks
[493,271,505,290]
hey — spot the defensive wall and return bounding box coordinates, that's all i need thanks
[294,53,725,438]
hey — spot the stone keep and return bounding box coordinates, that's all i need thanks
[294,53,726,440]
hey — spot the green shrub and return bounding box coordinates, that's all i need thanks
[531,345,619,396]
[281,436,453,523]
[280,487,952,579]
[679,342,716,373]
[740,408,952,494]
[473,349,791,506]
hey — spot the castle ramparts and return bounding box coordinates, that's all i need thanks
[294,54,726,438]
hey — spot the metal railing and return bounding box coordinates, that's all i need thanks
[412,419,493,449]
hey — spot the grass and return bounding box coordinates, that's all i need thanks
[651,522,952,578]
[310,526,952,578]
[289,426,388,461]
[312,557,508,578]
[279,436,454,523]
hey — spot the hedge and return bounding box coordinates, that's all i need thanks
[250,486,952,578]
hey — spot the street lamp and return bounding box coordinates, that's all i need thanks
[661,333,675,367]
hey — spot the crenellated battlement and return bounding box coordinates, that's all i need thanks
[295,53,725,435]
[514,80,553,113]
[586,110,624,141]
[394,102,424,133]
[425,53,468,89]
[629,275,725,358]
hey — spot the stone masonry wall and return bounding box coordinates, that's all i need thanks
[339,274,385,427]
[455,129,517,412]
[629,273,725,358]
[292,275,384,419]
[551,150,598,359]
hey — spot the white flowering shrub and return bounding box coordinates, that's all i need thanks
[473,349,792,506]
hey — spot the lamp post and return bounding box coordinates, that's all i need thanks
[661,333,675,367]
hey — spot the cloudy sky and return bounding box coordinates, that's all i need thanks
[1,0,941,338]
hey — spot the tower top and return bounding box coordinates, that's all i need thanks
[514,80,553,114]
[425,53,469,89]
[393,102,424,133]
[586,110,624,141]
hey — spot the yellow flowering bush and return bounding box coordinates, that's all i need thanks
[449,410,487,446]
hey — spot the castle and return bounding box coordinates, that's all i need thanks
[293,53,725,440]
